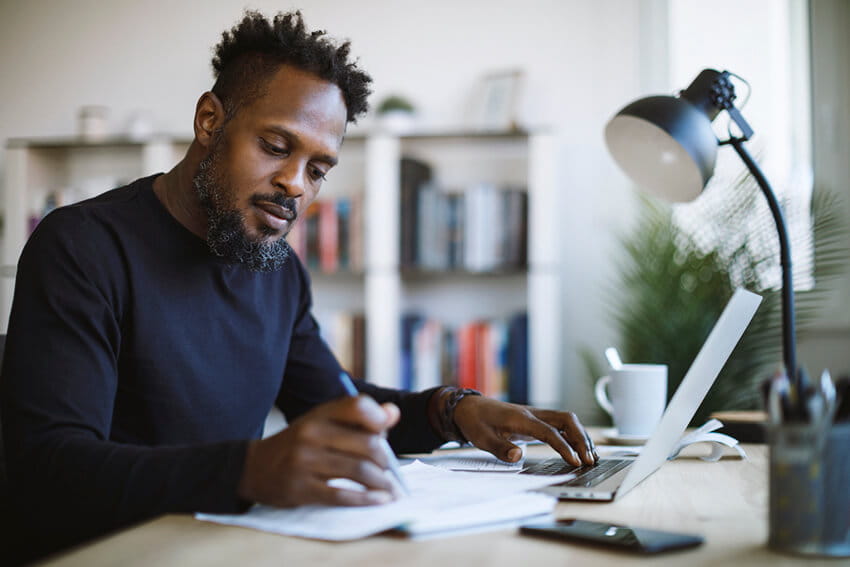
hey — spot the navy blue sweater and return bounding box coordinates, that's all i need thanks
[0,175,443,555]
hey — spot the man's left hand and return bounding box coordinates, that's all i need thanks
[453,396,598,466]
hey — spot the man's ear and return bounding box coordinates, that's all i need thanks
[193,92,226,149]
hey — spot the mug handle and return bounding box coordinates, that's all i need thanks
[595,375,614,416]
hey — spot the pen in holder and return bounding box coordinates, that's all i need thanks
[767,419,850,556]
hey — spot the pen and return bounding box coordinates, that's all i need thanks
[835,376,850,423]
[337,372,411,496]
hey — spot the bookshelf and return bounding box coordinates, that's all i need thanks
[361,130,560,408]
[1,129,561,408]
[1,135,190,334]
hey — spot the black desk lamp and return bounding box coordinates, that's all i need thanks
[603,68,801,392]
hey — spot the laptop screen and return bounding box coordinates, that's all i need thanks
[618,288,762,496]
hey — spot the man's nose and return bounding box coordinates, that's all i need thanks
[271,162,305,198]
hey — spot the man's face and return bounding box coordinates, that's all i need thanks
[193,65,347,271]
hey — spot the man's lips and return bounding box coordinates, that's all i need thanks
[255,201,295,221]
[254,201,296,232]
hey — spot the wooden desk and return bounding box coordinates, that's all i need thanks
[38,443,848,567]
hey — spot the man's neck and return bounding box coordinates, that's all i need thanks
[153,146,207,239]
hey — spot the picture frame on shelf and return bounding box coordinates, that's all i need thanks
[470,69,524,132]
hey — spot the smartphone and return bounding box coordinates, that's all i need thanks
[519,518,704,554]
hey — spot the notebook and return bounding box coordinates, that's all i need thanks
[524,288,762,501]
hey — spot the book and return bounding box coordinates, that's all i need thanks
[351,314,366,380]
[457,323,479,390]
[348,193,364,272]
[488,319,509,400]
[303,204,321,270]
[446,192,465,269]
[318,199,339,273]
[416,183,450,271]
[501,189,528,268]
[507,313,529,404]
[441,329,458,387]
[395,491,555,539]
[413,318,443,391]
[398,313,528,401]
[336,197,351,271]
[400,314,424,391]
[399,157,432,268]
[196,460,569,541]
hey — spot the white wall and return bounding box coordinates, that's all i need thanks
[0,0,819,419]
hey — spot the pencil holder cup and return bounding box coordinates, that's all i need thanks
[767,422,850,557]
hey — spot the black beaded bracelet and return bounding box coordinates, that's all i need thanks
[439,387,482,443]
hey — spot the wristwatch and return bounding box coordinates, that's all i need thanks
[439,387,482,443]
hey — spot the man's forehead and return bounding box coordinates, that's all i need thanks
[252,65,347,140]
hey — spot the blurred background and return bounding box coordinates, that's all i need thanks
[0,0,847,424]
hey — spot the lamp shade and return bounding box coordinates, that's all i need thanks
[604,94,719,202]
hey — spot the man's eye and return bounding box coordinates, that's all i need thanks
[261,139,288,156]
[310,167,328,182]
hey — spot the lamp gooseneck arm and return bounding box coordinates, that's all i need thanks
[728,138,798,385]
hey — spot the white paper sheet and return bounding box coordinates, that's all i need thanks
[196,460,573,541]
[418,445,526,472]
[399,491,556,539]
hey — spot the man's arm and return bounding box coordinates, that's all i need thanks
[0,211,250,553]
[273,255,597,464]
[273,256,445,454]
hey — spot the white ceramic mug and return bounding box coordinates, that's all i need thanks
[594,364,668,437]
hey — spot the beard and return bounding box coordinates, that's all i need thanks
[192,136,295,273]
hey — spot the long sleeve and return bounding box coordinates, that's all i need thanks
[0,177,447,560]
[0,206,251,554]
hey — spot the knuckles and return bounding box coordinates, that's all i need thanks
[354,459,374,480]
[365,435,384,459]
[292,420,322,445]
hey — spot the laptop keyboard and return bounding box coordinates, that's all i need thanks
[520,458,631,487]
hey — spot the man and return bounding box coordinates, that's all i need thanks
[0,10,596,560]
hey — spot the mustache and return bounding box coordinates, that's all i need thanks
[250,193,298,220]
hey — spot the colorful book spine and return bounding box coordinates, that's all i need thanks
[295,194,363,273]
[336,197,351,271]
[404,313,527,401]
[318,200,339,273]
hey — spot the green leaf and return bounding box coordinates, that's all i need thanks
[583,181,848,426]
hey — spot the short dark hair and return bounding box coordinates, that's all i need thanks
[211,10,372,123]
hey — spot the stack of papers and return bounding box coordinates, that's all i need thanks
[196,460,573,540]
[417,447,526,472]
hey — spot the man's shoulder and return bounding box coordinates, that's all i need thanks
[56,175,154,219]
[24,175,157,255]
[39,175,155,227]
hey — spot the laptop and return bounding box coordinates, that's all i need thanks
[523,288,762,501]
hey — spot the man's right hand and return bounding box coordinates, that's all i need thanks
[237,395,401,508]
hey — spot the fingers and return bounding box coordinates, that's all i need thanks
[309,478,394,507]
[470,426,526,463]
[520,416,583,466]
[310,451,398,496]
[472,408,582,466]
[317,395,397,434]
[295,417,391,469]
[242,397,405,509]
[380,402,401,428]
[532,409,598,465]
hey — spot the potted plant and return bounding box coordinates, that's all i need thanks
[583,178,847,426]
[375,94,416,133]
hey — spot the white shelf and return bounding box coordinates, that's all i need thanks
[358,130,560,406]
[2,130,562,407]
[1,135,190,332]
